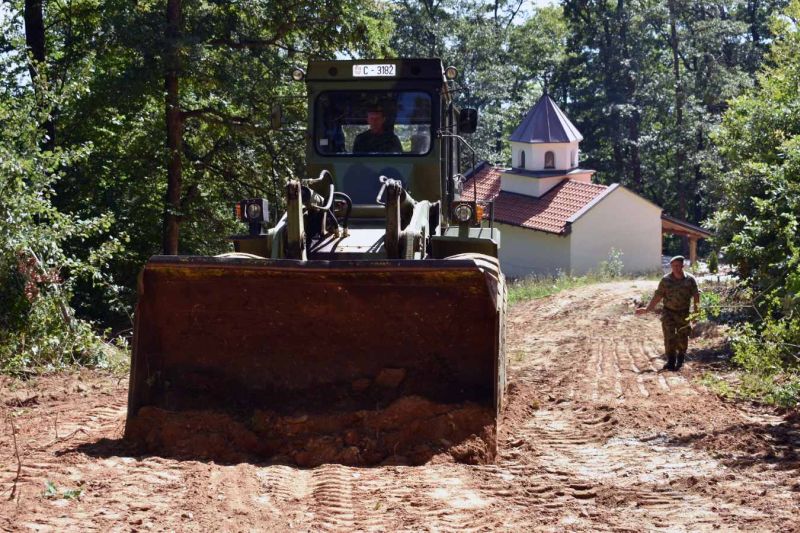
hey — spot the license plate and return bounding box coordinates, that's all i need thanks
[353,64,396,77]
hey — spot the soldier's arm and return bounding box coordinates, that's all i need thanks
[636,288,663,315]
[643,293,663,313]
[636,278,666,315]
[691,278,700,313]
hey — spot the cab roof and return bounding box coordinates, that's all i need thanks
[306,58,445,82]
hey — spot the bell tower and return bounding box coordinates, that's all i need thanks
[501,94,589,197]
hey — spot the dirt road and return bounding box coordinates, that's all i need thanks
[2,280,799,531]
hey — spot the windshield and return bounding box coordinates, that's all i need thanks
[315,91,433,156]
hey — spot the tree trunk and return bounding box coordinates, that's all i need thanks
[163,0,183,255]
[23,0,55,150]
[668,0,689,254]
[748,0,760,47]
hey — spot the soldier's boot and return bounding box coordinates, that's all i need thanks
[675,352,685,370]
[663,353,676,371]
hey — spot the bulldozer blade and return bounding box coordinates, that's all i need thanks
[126,255,506,465]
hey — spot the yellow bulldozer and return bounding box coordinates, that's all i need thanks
[125,59,506,466]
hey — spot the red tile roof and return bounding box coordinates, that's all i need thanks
[461,165,502,203]
[463,165,608,234]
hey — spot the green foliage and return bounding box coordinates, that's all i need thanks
[43,480,58,499]
[561,0,785,231]
[43,480,84,501]
[598,248,624,279]
[731,314,800,375]
[699,372,737,400]
[389,1,568,164]
[707,250,719,274]
[701,291,722,320]
[702,370,800,408]
[1,0,393,332]
[0,53,120,374]
[711,0,800,301]
[705,0,800,407]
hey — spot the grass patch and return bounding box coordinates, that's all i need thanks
[508,271,660,305]
[700,370,800,408]
[508,274,594,305]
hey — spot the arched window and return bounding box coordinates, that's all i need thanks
[544,151,555,169]
[519,150,526,169]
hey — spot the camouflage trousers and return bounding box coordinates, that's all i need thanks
[661,309,690,356]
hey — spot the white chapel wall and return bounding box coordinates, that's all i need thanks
[568,187,662,275]
[533,142,577,171]
[497,223,571,278]
[500,172,565,197]
[509,141,578,172]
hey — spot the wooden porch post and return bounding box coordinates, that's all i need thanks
[689,237,698,267]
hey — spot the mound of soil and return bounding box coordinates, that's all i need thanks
[125,395,496,467]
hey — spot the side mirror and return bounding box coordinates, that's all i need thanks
[271,104,282,130]
[458,108,478,134]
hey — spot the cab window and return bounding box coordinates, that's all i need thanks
[315,91,433,156]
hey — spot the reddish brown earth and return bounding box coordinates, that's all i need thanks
[126,397,495,467]
[2,280,799,531]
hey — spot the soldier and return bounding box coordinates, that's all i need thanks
[636,255,700,371]
[353,105,402,154]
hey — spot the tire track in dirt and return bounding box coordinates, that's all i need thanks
[501,281,799,530]
[1,384,199,532]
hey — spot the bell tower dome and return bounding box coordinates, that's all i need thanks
[501,94,589,197]
[509,93,582,172]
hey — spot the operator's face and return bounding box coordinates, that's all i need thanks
[670,260,685,277]
[366,111,386,133]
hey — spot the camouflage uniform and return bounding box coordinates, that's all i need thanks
[654,273,699,366]
[353,130,402,153]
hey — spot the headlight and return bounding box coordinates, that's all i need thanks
[445,66,458,80]
[246,202,262,220]
[236,198,269,236]
[237,199,268,222]
[291,67,305,81]
[453,203,473,223]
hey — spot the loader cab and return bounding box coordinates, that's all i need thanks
[303,59,462,221]
[233,59,497,261]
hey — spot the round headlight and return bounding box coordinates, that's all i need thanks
[454,204,473,223]
[246,203,262,220]
[291,67,305,81]
[445,66,458,80]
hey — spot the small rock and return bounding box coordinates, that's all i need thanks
[75,383,87,393]
[286,414,308,424]
[5,392,38,407]
[351,378,371,392]
[339,446,360,464]
[375,368,406,388]
[181,511,193,519]
[343,430,360,446]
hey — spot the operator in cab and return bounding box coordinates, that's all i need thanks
[353,104,402,154]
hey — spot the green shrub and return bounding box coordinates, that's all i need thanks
[731,314,800,375]
[707,251,719,274]
[700,291,722,320]
[598,248,624,278]
[0,67,122,374]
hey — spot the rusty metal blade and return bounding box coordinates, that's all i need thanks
[127,255,505,421]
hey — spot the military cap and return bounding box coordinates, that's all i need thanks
[669,255,685,264]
